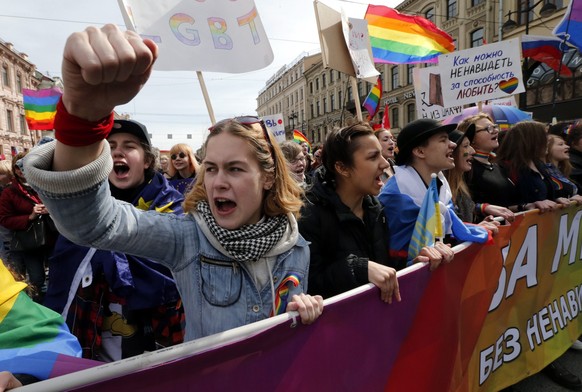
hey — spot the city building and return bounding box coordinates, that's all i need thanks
[0,38,58,158]
[257,0,575,143]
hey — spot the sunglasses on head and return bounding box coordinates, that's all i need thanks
[171,152,187,160]
[209,116,275,162]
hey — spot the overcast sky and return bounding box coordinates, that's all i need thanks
[0,0,397,150]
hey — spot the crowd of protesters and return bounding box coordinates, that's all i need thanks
[2,24,582,391]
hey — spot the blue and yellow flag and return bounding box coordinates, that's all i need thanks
[407,174,443,260]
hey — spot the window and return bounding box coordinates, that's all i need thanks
[407,65,414,85]
[1,65,8,88]
[425,7,435,23]
[391,108,399,128]
[316,78,319,90]
[391,66,399,89]
[6,110,14,132]
[338,91,343,107]
[348,86,353,101]
[330,70,334,83]
[470,28,484,48]
[310,82,313,94]
[316,100,321,116]
[311,103,314,117]
[517,0,534,25]
[323,98,327,113]
[16,73,22,93]
[472,0,485,6]
[20,114,27,135]
[322,74,326,88]
[407,103,416,123]
[447,0,458,19]
[330,93,335,111]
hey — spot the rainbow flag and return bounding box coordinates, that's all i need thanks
[365,5,455,64]
[363,77,382,120]
[0,261,99,380]
[293,130,311,152]
[23,87,62,130]
[407,174,443,260]
[553,0,582,51]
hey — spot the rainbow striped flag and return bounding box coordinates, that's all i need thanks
[363,77,382,120]
[23,87,62,130]
[365,5,455,64]
[293,130,311,152]
[407,174,443,260]
[0,261,99,380]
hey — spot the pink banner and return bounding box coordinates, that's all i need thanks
[26,206,582,392]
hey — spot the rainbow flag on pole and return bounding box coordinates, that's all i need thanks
[365,5,455,64]
[23,87,62,130]
[293,130,311,152]
[0,262,99,380]
[363,77,382,120]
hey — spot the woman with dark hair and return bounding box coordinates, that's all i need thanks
[374,127,396,185]
[495,121,563,212]
[545,134,582,201]
[0,152,55,302]
[299,123,443,300]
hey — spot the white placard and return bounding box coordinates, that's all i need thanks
[413,67,463,121]
[438,39,524,107]
[119,0,273,73]
[341,13,379,83]
[262,114,286,144]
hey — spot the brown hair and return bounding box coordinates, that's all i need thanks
[279,140,303,163]
[167,143,200,178]
[444,135,471,202]
[546,134,573,177]
[495,121,548,181]
[183,119,304,219]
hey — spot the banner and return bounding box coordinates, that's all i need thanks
[413,66,463,120]
[23,206,582,392]
[118,0,273,72]
[262,114,286,144]
[341,14,379,83]
[438,39,524,107]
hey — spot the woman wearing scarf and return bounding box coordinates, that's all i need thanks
[24,24,323,343]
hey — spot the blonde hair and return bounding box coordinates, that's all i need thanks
[167,143,200,178]
[444,135,471,202]
[184,120,304,219]
[457,113,494,134]
[547,134,573,177]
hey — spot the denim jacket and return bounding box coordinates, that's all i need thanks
[24,142,310,341]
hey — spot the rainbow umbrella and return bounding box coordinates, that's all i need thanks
[442,105,532,128]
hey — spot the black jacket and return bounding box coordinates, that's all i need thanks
[298,172,393,299]
[570,148,582,191]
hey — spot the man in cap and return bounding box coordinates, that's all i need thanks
[45,119,186,362]
[378,119,493,270]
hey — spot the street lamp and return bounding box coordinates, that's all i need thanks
[288,110,298,131]
[501,0,557,110]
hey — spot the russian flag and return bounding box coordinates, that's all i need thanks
[521,35,572,77]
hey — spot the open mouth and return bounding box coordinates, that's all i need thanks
[215,198,236,213]
[113,162,129,176]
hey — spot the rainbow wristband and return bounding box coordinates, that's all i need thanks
[54,99,114,147]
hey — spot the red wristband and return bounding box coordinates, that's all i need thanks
[54,99,114,147]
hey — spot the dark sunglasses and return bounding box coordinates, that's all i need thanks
[209,116,275,162]
[171,152,187,160]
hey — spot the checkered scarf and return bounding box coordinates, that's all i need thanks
[197,201,288,263]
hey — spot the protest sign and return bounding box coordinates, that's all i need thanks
[439,39,524,107]
[262,114,286,144]
[413,66,463,120]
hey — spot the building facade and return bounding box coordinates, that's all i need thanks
[0,38,52,158]
[257,0,573,142]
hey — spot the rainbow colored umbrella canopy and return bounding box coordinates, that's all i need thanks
[442,105,532,127]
